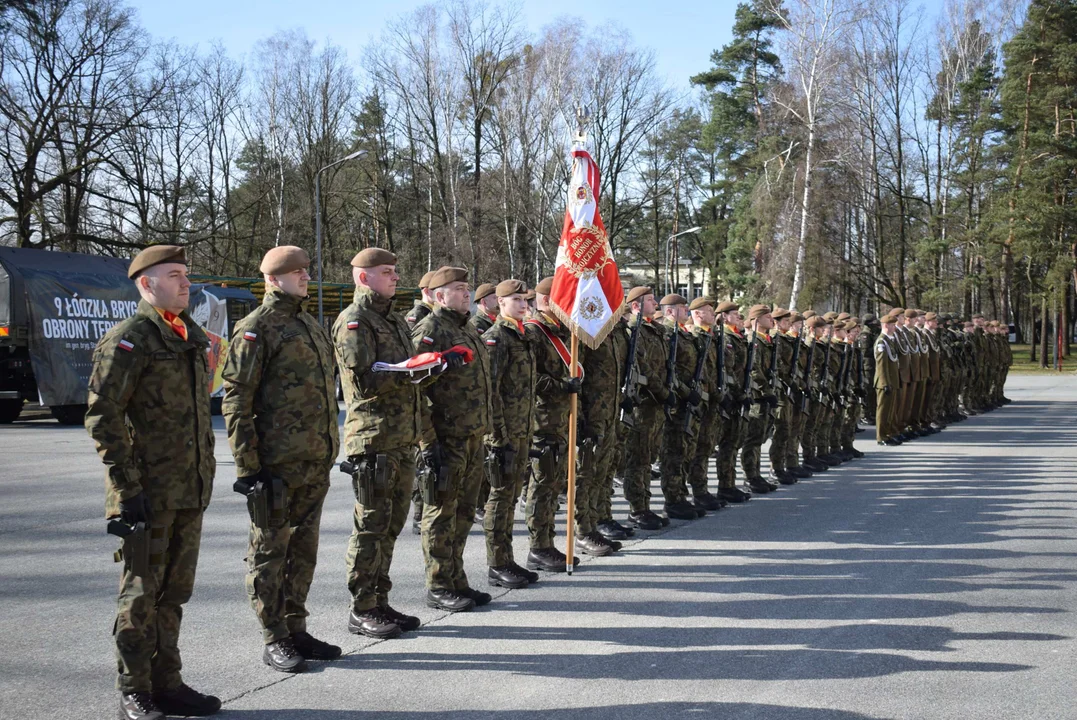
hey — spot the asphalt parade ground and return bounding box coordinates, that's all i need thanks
[2,374,1076,720]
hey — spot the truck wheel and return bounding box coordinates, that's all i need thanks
[0,399,23,424]
[50,404,87,425]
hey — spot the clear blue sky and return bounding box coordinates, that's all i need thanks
[127,0,741,94]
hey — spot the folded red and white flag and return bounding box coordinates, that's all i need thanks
[372,346,474,382]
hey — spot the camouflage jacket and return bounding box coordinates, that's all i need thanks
[86,300,215,517]
[725,325,749,402]
[774,331,798,403]
[746,331,776,403]
[334,288,428,454]
[469,310,497,335]
[635,317,671,406]
[221,288,339,479]
[526,312,579,437]
[661,319,696,403]
[858,328,879,393]
[413,306,493,440]
[405,300,433,329]
[483,316,535,446]
[579,322,628,435]
[690,325,720,401]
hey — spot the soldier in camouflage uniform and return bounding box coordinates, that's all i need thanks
[594,310,636,541]
[222,246,341,673]
[621,287,670,529]
[839,319,866,459]
[470,283,499,335]
[685,297,725,511]
[406,270,436,534]
[767,308,800,485]
[413,266,494,610]
[799,315,832,472]
[85,245,220,720]
[859,315,880,423]
[523,276,582,571]
[716,301,751,503]
[657,293,703,520]
[481,280,541,587]
[740,304,780,494]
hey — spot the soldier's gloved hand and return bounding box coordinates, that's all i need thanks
[664,392,678,411]
[764,394,779,409]
[233,467,270,495]
[560,377,582,394]
[883,385,892,395]
[119,492,151,525]
[492,442,514,459]
[742,398,753,411]
[620,396,637,415]
[442,350,468,371]
[421,443,445,475]
[686,388,703,406]
[578,422,598,442]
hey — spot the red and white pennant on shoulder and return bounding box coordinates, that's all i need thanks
[548,142,623,350]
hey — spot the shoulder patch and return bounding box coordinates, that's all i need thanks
[118,338,135,352]
[485,339,497,346]
[421,336,434,345]
[347,320,359,330]
[243,331,258,342]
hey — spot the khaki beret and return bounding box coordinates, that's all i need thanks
[747,303,772,321]
[495,279,527,297]
[715,300,739,314]
[880,313,898,323]
[474,283,497,301]
[822,311,838,321]
[832,320,847,331]
[428,266,469,290]
[626,286,653,304]
[924,312,938,321]
[904,308,919,319]
[525,289,536,301]
[535,276,554,295]
[418,271,435,289]
[836,312,850,322]
[890,307,905,316]
[659,293,687,307]
[790,311,804,323]
[688,296,715,312]
[801,309,816,319]
[128,245,186,279]
[772,307,791,321]
[806,316,827,329]
[862,313,878,325]
[351,247,398,268]
[260,245,309,275]
[845,318,860,329]
[971,313,984,319]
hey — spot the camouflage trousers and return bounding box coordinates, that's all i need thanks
[740,404,769,479]
[248,461,330,643]
[842,400,861,451]
[660,404,698,505]
[862,380,878,422]
[345,447,413,613]
[827,404,845,454]
[597,422,624,522]
[622,401,663,514]
[114,507,203,693]
[483,434,529,567]
[717,408,747,489]
[769,399,795,473]
[785,401,805,470]
[800,399,825,461]
[422,433,484,592]
[527,432,568,550]
[575,422,617,535]
[687,402,722,497]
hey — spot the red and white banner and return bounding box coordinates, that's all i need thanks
[548,143,623,349]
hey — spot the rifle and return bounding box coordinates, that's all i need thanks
[619,313,647,426]
[834,343,849,408]
[817,326,834,406]
[740,325,758,419]
[855,341,865,398]
[663,323,679,420]
[787,331,802,401]
[763,330,780,436]
[682,329,713,433]
[800,335,816,414]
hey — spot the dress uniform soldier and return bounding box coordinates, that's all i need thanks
[407,269,437,534]
[86,245,220,720]
[481,280,541,587]
[741,304,780,493]
[523,277,583,570]
[874,313,902,444]
[469,283,499,335]
[222,246,341,673]
[716,302,752,502]
[685,297,725,511]
[621,287,670,528]
[890,309,914,440]
[657,293,703,520]
[412,266,494,610]
[335,250,439,638]
[576,296,629,553]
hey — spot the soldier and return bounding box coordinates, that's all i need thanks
[481,279,541,587]
[716,301,752,503]
[685,297,725,511]
[740,304,780,493]
[595,306,637,541]
[523,277,583,570]
[768,307,799,485]
[839,319,865,459]
[657,293,703,520]
[407,269,437,535]
[799,315,831,473]
[412,266,494,610]
[222,246,341,673]
[890,309,914,440]
[783,311,813,479]
[859,315,881,423]
[576,293,629,552]
[86,245,220,720]
[470,283,499,334]
[874,313,902,445]
[621,286,671,528]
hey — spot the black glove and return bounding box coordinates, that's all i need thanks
[578,422,598,442]
[492,442,514,458]
[883,385,892,395]
[687,388,703,406]
[442,350,467,371]
[119,491,151,525]
[764,395,779,409]
[719,395,734,412]
[560,377,582,394]
[421,443,445,475]
[665,392,678,411]
[620,396,637,415]
[742,398,753,411]
[233,467,270,495]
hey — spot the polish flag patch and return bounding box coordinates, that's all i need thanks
[485,339,497,346]
[347,321,359,330]
[420,336,434,345]
[118,339,134,352]
[243,331,257,342]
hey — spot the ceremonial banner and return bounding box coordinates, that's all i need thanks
[548,144,623,350]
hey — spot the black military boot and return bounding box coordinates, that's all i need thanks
[348,607,403,638]
[425,588,475,612]
[804,458,829,472]
[770,470,797,486]
[576,532,614,557]
[719,486,751,503]
[548,546,581,569]
[291,631,342,660]
[120,692,163,720]
[526,547,568,572]
[382,605,421,632]
[262,636,307,673]
[591,531,622,552]
[790,466,812,478]
[747,477,774,494]
[693,492,722,511]
[664,500,698,520]
[463,587,493,606]
[489,564,530,588]
[152,684,222,716]
[626,511,663,531]
[848,447,865,458]
[509,561,540,584]
[597,519,629,541]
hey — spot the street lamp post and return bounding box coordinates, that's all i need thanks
[664,226,702,296]
[315,149,367,324]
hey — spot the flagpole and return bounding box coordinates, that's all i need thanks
[565,330,579,575]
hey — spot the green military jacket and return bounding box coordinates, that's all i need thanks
[222,288,339,479]
[86,300,215,517]
[469,310,497,335]
[413,306,493,440]
[405,300,433,329]
[579,321,628,435]
[483,316,536,446]
[691,325,720,402]
[874,332,901,389]
[725,324,749,403]
[747,330,775,401]
[634,317,670,406]
[858,327,879,394]
[662,318,697,402]
[525,312,578,436]
[773,331,797,405]
[334,287,428,455]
